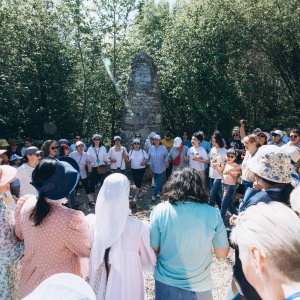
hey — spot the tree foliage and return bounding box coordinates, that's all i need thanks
[0,0,299,141]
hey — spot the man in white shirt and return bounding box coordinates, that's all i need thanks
[15,147,42,197]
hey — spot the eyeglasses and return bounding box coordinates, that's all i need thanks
[227,155,235,158]
[93,139,101,141]
[50,146,58,150]
[272,133,279,137]
[290,135,298,139]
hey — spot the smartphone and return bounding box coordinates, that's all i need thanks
[243,120,248,125]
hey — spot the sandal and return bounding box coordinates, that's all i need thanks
[89,201,96,207]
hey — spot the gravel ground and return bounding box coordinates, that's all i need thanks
[75,172,234,300]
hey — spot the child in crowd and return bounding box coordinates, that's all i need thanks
[217,149,239,220]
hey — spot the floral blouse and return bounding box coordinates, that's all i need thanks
[0,196,23,300]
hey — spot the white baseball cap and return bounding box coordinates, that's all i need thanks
[153,134,161,140]
[173,137,182,147]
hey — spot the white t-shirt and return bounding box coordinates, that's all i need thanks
[209,147,227,179]
[106,146,128,170]
[128,149,149,169]
[187,146,209,172]
[16,163,37,197]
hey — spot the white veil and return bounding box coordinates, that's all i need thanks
[89,173,130,291]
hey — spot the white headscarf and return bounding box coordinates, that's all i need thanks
[23,273,96,300]
[89,173,130,290]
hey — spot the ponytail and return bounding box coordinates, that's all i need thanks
[29,191,51,226]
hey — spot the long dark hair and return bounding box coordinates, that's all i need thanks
[211,132,224,148]
[161,167,209,204]
[30,158,57,226]
[104,248,110,280]
[41,140,56,157]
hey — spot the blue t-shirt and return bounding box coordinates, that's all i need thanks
[150,201,228,292]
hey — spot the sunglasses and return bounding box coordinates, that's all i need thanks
[93,139,101,141]
[257,134,266,138]
[135,136,141,138]
[272,133,279,137]
[290,135,298,139]
[133,142,140,145]
[50,146,58,150]
[34,154,42,157]
[227,155,235,158]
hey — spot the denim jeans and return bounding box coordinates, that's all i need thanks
[155,280,212,300]
[153,172,165,196]
[209,178,222,209]
[239,187,259,212]
[220,183,237,219]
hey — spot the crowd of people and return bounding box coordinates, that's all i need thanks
[0,120,300,300]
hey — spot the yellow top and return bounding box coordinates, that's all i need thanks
[161,139,174,152]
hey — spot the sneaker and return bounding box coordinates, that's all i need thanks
[151,196,156,202]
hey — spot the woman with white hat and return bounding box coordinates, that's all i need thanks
[14,158,91,298]
[87,134,107,193]
[226,145,292,300]
[167,137,189,172]
[0,165,23,300]
[69,141,95,206]
[148,135,169,202]
[106,136,129,174]
[88,173,156,300]
[128,138,149,207]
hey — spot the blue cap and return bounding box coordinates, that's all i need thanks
[9,154,23,161]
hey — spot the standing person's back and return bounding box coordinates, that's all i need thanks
[150,167,229,300]
[88,174,156,300]
[15,158,91,298]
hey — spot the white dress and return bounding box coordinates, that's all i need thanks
[88,216,156,300]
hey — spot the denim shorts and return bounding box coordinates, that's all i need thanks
[155,280,213,300]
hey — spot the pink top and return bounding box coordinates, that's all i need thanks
[15,195,91,298]
[222,163,238,185]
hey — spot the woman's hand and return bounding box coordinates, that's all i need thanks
[229,214,238,226]
[184,156,189,162]
[140,162,147,166]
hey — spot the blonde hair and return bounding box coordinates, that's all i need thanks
[290,186,300,213]
[243,134,259,148]
[231,202,300,282]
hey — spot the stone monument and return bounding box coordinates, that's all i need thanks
[122,53,162,146]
